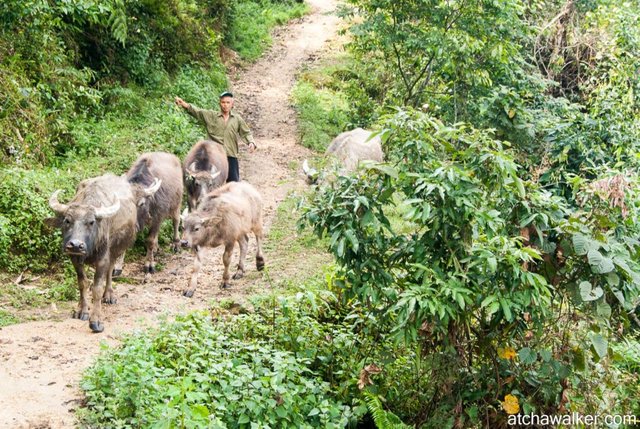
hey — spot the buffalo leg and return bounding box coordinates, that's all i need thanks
[72,259,90,321]
[144,222,160,281]
[233,235,249,280]
[254,226,265,272]
[89,261,109,333]
[221,243,234,288]
[171,208,180,253]
[103,261,117,305]
[184,246,204,298]
[112,253,125,277]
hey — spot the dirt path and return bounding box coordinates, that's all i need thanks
[0,2,339,427]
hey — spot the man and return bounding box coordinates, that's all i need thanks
[175,91,257,182]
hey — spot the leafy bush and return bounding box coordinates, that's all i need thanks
[0,168,78,272]
[291,81,351,152]
[170,65,228,110]
[81,311,352,428]
[300,110,640,425]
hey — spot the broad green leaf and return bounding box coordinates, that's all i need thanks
[487,256,497,273]
[518,347,537,365]
[486,301,501,317]
[589,334,608,360]
[344,230,359,253]
[191,404,209,419]
[480,295,497,308]
[579,281,603,302]
[605,272,620,287]
[572,234,589,256]
[587,249,614,274]
[366,162,399,178]
[596,301,611,319]
[238,414,251,424]
[612,288,625,305]
[572,348,586,372]
[572,234,598,256]
[499,298,513,322]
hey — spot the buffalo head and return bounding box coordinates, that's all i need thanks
[48,190,120,257]
[185,162,221,210]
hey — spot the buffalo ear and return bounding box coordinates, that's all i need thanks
[44,217,62,229]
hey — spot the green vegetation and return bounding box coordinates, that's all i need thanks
[292,0,640,426]
[80,309,352,428]
[291,81,350,152]
[227,1,309,60]
[263,194,331,281]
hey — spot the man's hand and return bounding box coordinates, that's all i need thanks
[248,142,257,153]
[174,96,189,109]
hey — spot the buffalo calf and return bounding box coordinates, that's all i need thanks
[180,181,265,296]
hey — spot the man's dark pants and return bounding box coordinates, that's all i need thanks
[227,157,240,182]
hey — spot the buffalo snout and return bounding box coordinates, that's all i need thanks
[180,239,190,248]
[65,239,86,254]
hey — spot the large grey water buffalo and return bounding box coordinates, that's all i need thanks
[183,140,228,211]
[113,152,183,280]
[180,181,265,297]
[47,173,161,333]
[303,128,384,181]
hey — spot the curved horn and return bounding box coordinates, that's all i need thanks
[143,178,162,196]
[94,198,120,219]
[210,170,221,180]
[187,162,197,175]
[49,190,69,214]
[180,207,189,222]
[302,159,318,181]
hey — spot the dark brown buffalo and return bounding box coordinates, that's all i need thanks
[303,128,384,181]
[113,152,183,280]
[180,181,265,297]
[47,173,160,332]
[183,140,228,211]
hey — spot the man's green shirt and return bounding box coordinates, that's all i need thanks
[185,104,256,158]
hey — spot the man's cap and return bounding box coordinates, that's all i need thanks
[219,91,233,98]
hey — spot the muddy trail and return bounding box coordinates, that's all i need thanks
[0,1,339,427]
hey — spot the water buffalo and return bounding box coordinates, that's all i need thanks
[183,140,228,211]
[47,173,161,333]
[303,128,384,182]
[180,181,265,297]
[113,152,183,280]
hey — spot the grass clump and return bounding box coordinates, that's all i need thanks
[291,81,351,152]
[227,0,309,61]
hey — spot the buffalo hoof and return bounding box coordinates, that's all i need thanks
[143,265,156,274]
[73,311,90,321]
[256,256,265,271]
[89,321,104,333]
[232,271,244,280]
[183,289,195,298]
[112,268,123,277]
[102,297,117,305]
[171,243,180,253]
[221,282,231,289]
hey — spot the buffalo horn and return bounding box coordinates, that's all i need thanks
[143,178,162,196]
[49,190,69,214]
[94,198,121,219]
[187,162,197,176]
